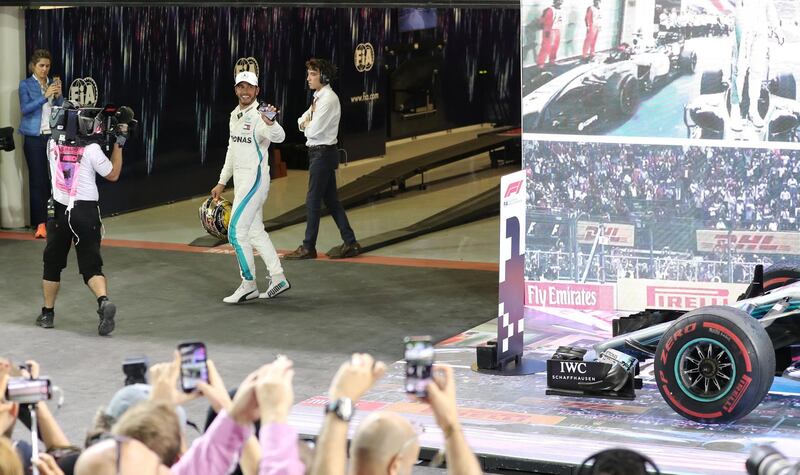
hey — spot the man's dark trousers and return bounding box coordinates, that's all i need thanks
[302,145,356,251]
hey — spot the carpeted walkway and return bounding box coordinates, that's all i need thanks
[0,237,497,451]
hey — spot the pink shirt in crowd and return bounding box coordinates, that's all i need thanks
[172,410,305,475]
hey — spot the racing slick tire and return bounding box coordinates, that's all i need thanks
[769,73,797,100]
[700,70,726,95]
[679,49,697,74]
[604,72,639,118]
[654,305,775,424]
[762,261,800,292]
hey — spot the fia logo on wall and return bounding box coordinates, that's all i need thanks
[234,57,260,79]
[68,77,99,107]
[354,43,375,73]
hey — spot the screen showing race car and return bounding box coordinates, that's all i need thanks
[522,0,800,144]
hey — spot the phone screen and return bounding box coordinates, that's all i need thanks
[5,378,51,404]
[258,103,277,121]
[178,342,208,393]
[404,336,434,397]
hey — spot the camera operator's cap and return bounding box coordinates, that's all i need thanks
[104,384,188,431]
[235,71,259,86]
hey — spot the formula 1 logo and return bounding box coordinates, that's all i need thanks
[504,180,523,198]
[354,43,375,72]
[234,57,260,79]
[68,77,98,107]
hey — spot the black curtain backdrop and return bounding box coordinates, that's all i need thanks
[25,6,519,215]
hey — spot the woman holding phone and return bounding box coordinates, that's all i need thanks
[19,49,63,238]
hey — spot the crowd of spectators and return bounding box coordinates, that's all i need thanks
[525,245,777,283]
[525,141,800,232]
[0,352,482,475]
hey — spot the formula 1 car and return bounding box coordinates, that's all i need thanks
[684,69,800,142]
[589,263,800,424]
[523,33,696,133]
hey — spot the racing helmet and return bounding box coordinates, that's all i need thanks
[199,197,232,241]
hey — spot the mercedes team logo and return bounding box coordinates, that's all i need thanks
[68,77,99,107]
[234,57,260,79]
[354,43,375,72]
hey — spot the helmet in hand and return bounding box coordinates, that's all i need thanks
[199,197,232,241]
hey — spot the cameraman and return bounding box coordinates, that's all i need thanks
[36,126,125,336]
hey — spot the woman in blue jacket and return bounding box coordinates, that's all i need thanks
[19,49,63,238]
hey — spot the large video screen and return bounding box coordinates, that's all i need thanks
[521,0,800,315]
[522,0,800,144]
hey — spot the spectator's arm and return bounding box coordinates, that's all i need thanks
[310,412,348,475]
[19,81,47,116]
[239,436,262,475]
[311,354,386,475]
[171,409,252,475]
[35,402,70,449]
[24,361,70,450]
[424,365,482,475]
[259,424,304,475]
[197,361,262,475]
[252,357,304,475]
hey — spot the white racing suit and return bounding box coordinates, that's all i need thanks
[218,102,285,282]
[731,0,780,118]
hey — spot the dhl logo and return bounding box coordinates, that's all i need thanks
[581,225,631,244]
[711,234,792,252]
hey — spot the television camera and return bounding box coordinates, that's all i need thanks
[50,101,138,152]
[0,126,14,152]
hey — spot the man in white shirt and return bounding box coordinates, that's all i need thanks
[284,58,360,260]
[210,71,289,303]
[37,122,125,336]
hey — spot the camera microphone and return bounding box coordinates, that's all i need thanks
[116,106,134,124]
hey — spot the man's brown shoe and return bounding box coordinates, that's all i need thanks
[327,242,361,259]
[283,245,317,260]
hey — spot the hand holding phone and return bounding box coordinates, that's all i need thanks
[178,342,209,393]
[258,103,279,121]
[404,336,434,397]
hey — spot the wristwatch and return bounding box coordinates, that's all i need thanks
[325,397,354,422]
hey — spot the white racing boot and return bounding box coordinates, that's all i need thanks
[223,280,259,304]
[260,275,291,299]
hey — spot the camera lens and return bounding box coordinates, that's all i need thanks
[747,446,800,475]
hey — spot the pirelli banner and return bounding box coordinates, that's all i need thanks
[616,278,748,312]
[696,230,800,255]
[576,221,635,247]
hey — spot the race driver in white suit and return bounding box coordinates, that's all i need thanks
[731,0,783,130]
[211,71,290,303]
